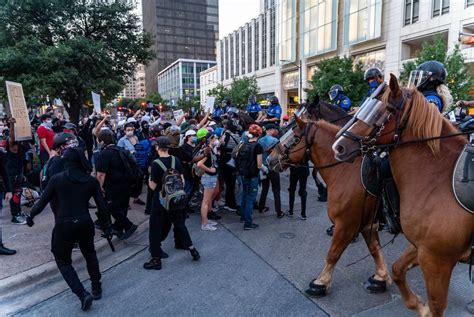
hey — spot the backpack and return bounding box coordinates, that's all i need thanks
[224,131,240,153]
[154,156,187,211]
[235,141,258,178]
[134,139,151,168]
[109,146,143,184]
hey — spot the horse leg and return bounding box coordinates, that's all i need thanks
[306,222,358,297]
[418,248,456,317]
[392,244,427,315]
[360,226,391,293]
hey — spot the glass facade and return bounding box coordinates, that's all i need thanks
[343,0,382,46]
[432,0,450,17]
[301,0,338,58]
[404,0,419,26]
[143,0,219,93]
[280,0,296,61]
[353,49,385,71]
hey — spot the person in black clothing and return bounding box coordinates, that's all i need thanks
[220,120,239,212]
[26,147,111,311]
[144,136,200,270]
[96,129,137,240]
[0,149,14,255]
[180,130,198,204]
[287,163,309,220]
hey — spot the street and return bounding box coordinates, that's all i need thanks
[1,172,471,317]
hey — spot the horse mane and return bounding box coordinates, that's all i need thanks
[313,119,340,137]
[383,87,446,155]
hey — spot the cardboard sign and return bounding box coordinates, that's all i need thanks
[5,81,32,141]
[204,96,215,114]
[91,91,101,113]
[173,109,184,121]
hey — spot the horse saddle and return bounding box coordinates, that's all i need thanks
[452,144,474,214]
[361,154,383,197]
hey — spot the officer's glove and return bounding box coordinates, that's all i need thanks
[26,215,34,227]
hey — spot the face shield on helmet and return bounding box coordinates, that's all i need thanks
[328,89,339,101]
[248,96,256,104]
[407,70,432,89]
[279,128,299,149]
[353,82,389,127]
[294,106,307,118]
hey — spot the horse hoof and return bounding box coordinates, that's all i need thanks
[305,284,327,297]
[364,275,387,294]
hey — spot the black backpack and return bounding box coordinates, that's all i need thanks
[236,141,258,178]
[109,146,143,184]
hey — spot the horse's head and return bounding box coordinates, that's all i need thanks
[332,74,409,162]
[268,115,312,172]
[333,73,445,162]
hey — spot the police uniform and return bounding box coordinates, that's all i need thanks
[246,102,261,121]
[266,104,282,125]
[422,90,444,112]
[335,95,352,112]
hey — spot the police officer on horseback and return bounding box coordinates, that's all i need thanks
[364,67,384,97]
[246,95,262,121]
[258,96,282,126]
[328,85,352,112]
[408,60,449,112]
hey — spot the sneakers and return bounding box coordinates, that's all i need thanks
[143,257,162,270]
[326,225,335,236]
[208,211,222,220]
[189,248,200,261]
[133,198,146,206]
[160,250,169,259]
[11,214,26,225]
[299,214,307,221]
[286,210,294,218]
[223,205,237,212]
[91,286,102,300]
[0,243,16,255]
[208,220,218,226]
[259,207,269,213]
[121,224,138,240]
[243,223,259,230]
[201,224,217,231]
[79,291,93,311]
[277,212,285,219]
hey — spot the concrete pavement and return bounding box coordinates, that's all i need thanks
[3,172,473,316]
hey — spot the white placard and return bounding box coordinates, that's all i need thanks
[204,96,215,113]
[5,81,32,141]
[173,109,184,121]
[92,91,101,113]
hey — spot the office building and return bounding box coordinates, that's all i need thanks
[142,0,219,94]
[157,59,216,105]
[217,0,474,115]
[199,65,218,106]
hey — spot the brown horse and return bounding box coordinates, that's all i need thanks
[267,100,392,297]
[333,74,474,317]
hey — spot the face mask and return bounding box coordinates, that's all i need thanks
[44,120,53,128]
[125,131,134,137]
[213,140,220,147]
[369,80,378,89]
[191,137,197,144]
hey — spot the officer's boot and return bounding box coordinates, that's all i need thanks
[143,257,162,270]
[0,243,16,255]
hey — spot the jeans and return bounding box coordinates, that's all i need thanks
[258,170,281,214]
[240,177,259,226]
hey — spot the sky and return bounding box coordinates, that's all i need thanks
[219,0,260,38]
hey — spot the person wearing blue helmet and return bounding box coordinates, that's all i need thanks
[364,67,384,98]
[246,95,262,121]
[328,85,352,112]
[259,96,282,126]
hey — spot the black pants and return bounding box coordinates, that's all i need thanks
[51,221,100,297]
[258,170,281,213]
[289,168,308,216]
[149,197,193,258]
[222,164,237,209]
[312,169,327,200]
[105,187,133,232]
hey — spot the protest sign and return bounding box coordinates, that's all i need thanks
[92,91,101,113]
[5,81,32,141]
[173,109,184,121]
[204,96,215,113]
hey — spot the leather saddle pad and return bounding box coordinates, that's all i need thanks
[361,154,382,197]
[452,144,474,214]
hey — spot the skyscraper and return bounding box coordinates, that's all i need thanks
[142,0,219,94]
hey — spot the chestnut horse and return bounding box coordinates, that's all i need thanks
[333,74,473,316]
[268,101,391,297]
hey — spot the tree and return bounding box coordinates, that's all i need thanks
[400,33,473,102]
[228,76,259,107]
[177,96,200,112]
[306,56,367,106]
[0,0,154,123]
[147,92,162,105]
[207,84,229,104]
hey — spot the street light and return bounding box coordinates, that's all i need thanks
[280,59,302,104]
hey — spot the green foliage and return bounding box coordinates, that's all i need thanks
[177,96,200,112]
[147,92,162,105]
[400,33,473,102]
[306,56,367,106]
[207,84,229,104]
[0,0,154,122]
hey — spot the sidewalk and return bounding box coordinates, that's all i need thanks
[0,191,150,280]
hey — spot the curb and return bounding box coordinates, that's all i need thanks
[0,219,150,315]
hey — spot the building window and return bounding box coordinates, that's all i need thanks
[301,0,338,58]
[468,0,474,7]
[248,25,253,72]
[343,0,383,46]
[241,29,246,74]
[270,6,276,66]
[404,0,419,25]
[433,0,450,17]
[262,14,267,69]
[255,21,260,71]
[280,0,296,61]
[230,35,235,77]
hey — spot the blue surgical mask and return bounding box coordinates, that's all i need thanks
[369,80,378,89]
[191,137,197,144]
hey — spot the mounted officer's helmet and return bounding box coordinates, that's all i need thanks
[223,98,232,107]
[248,95,257,104]
[269,96,279,105]
[364,67,383,82]
[328,84,344,101]
[53,132,78,151]
[408,60,446,92]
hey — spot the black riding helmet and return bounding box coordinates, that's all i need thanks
[409,60,446,91]
[328,84,344,101]
[269,96,279,105]
[364,67,383,81]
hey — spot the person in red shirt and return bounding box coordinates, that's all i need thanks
[37,114,55,165]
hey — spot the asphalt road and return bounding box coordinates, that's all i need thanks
[13,172,474,317]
